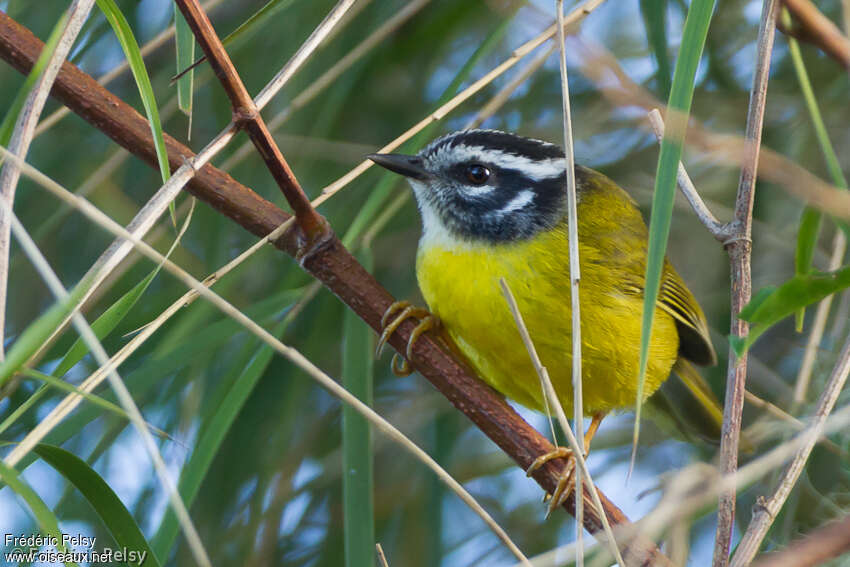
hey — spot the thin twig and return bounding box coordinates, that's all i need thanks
[730,332,850,566]
[0,7,666,547]
[3,205,212,567]
[3,150,532,567]
[6,0,345,369]
[0,0,94,360]
[617,399,850,557]
[713,2,780,564]
[646,109,727,239]
[221,0,432,172]
[315,0,608,204]
[750,514,850,567]
[33,0,225,137]
[173,0,343,242]
[781,0,850,69]
[501,280,626,567]
[555,2,585,563]
[465,43,556,130]
[576,38,850,218]
[375,543,390,567]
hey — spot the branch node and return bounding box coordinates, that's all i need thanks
[233,104,260,126]
[752,495,774,519]
[293,219,335,267]
[722,234,752,250]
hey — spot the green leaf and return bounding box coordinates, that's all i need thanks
[640,0,672,97]
[33,444,161,567]
[0,10,68,145]
[342,249,375,567]
[785,6,849,334]
[635,0,715,458]
[174,6,195,119]
[151,289,302,558]
[0,461,78,566]
[95,0,173,220]
[0,274,93,388]
[173,0,302,81]
[794,207,822,329]
[735,266,850,354]
[53,269,157,378]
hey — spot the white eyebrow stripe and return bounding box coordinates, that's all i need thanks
[433,144,567,181]
[464,184,496,196]
[492,189,535,216]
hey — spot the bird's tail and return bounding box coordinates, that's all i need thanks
[645,358,724,445]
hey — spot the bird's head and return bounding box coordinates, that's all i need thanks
[368,130,574,244]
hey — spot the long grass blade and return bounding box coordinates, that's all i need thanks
[95,0,173,219]
[150,307,297,559]
[0,460,77,565]
[342,248,375,567]
[0,10,68,146]
[33,443,162,567]
[640,0,672,97]
[786,6,850,330]
[174,5,195,134]
[633,0,715,470]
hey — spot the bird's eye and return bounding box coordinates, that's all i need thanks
[465,164,490,185]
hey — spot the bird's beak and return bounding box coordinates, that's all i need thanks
[367,153,429,180]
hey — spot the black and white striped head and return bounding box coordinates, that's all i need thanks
[369,130,576,244]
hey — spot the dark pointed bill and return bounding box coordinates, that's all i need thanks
[367,153,430,180]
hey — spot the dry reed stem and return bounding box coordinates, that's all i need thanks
[221,0,432,172]
[0,0,94,360]
[465,43,556,130]
[750,514,850,567]
[575,39,850,219]
[714,2,780,563]
[33,0,226,137]
[555,2,586,563]
[501,279,627,567]
[0,4,667,554]
[781,0,850,69]
[2,199,212,567]
[1,148,532,566]
[730,334,850,564]
[173,0,342,241]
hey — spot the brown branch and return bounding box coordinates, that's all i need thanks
[780,0,850,69]
[0,10,671,566]
[713,1,780,565]
[172,0,329,243]
[751,515,850,567]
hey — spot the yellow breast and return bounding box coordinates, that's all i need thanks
[415,191,680,416]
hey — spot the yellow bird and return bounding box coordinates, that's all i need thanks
[368,129,720,509]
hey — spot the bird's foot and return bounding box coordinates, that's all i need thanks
[526,447,578,518]
[526,413,604,518]
[375,300,440,376]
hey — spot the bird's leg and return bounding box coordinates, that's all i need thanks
[526,412,606,517]
[375,300,440,376]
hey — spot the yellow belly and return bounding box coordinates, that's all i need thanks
[416,224,679,416]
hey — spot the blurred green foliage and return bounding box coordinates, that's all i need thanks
[1,0,850,565]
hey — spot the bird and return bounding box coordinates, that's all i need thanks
[368,129,720,512]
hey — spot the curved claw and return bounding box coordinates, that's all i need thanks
[526,447,572,477]
[375,301,440,377]
[376,305,417,358]
[391,353,412,376]
[381,300,411,328]
[547,460,576,519]
[406,314,437,360]
[525,446,577,519]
